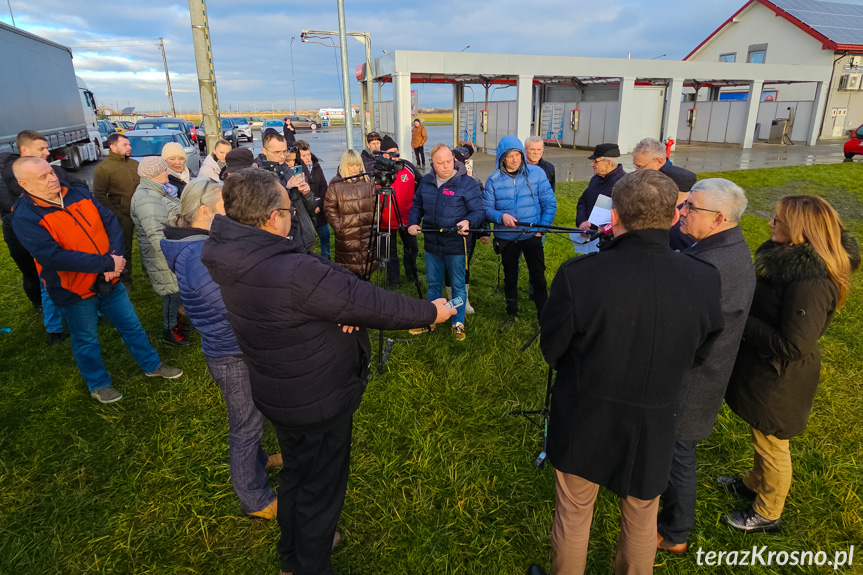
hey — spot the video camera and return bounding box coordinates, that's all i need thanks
[372,151,405,188]
[452,144,475,164]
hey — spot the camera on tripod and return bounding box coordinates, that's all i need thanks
[372,151,404,188]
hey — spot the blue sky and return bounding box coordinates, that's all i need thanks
[0,0,831,113]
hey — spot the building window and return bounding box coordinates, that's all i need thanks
[719,53,736,63]
[747,44,767,64]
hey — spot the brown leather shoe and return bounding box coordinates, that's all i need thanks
[332,530,342,550]
[248,498,277,520]
[657,533,688,554]
[266,453,283,471]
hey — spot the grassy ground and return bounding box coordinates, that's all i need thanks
[1,163,861,574]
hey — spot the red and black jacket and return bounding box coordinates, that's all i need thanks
[12,186,124,306]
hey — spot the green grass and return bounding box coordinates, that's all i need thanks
[1,163,862,574]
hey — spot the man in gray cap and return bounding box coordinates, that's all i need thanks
[576,143,626,230]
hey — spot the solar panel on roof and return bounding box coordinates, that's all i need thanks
[769,0,863,45]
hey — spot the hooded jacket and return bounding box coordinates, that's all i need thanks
[407,162,484,256]
[11,186,124,306]
[200,214,437,430]
[726,233,861,439]
[197,152,224,182]
[484,136,557,241]
[161,225,241,358]
[324,175,378,277]
[130,178,180,296]
[255,154,317,251]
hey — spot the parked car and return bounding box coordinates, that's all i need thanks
[96,120,117,148]
[124,129,201,170]
[196,118,240,151]
[843,124,863,160]
[287,115,319,130]
[186,121,198,144]
[227,117,253,142]
[111,121,134,134]
[133,117,193,141]
[245,116,265,129]
[261,119,284,134]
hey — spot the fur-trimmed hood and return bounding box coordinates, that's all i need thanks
[754,231,860,284]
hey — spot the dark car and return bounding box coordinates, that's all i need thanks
[843,124,863,160]
[134,117,193,141]
[196,118,240,151]
[96,120,117,148]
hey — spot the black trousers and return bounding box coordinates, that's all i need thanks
[272,415,353,575]
[382,227,418,286]
[498,235,547,318]
[657,439,698,544]
[2,214,42,307]
[413,146,425,167]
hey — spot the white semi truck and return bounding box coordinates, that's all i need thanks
[0,22,102,171]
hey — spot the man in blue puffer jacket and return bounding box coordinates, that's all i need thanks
[484,135,557,329]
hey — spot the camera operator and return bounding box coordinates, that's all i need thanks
[377,136,419,287]
[407,144,485,341]
[256,132,317,251]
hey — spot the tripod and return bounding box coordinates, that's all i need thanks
[510,326,554,468]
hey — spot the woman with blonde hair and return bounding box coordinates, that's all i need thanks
[324,149,377,278]
[160,179,280,520]
[161,142,192,196]
[721,195,859,533]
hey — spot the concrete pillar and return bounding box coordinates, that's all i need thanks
[663,79,685,151]
[808,81,828,146]
[534,83,542,136]
[453,82,464,148]
[393,72,412,157]
[516,75,533,143]
[616,77,637,153]
[742,80,763,149]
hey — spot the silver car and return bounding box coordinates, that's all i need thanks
[124,129,201,170]
[227,118,253,142]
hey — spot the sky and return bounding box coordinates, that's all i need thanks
[0,0,844,114]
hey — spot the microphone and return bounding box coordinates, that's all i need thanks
[586,223,613,242]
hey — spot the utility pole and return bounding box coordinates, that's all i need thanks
[158,38,176,117]
[336,0,354,150]
[290,37,298,114]
[188,0,220,154]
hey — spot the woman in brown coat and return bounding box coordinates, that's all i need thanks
[411,119,428,168]
[324,150,377,279]
[721,195,859,533]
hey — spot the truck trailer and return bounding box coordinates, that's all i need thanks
[0,22,101,171]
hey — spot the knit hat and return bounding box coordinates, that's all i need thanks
[161,141,186,160]
[138,157,168,179]
[380,135,398,151]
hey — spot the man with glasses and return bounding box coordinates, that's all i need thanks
[632,137,668,172]
[657,178,755,555]
[201,168,455,575]
[576,143,626,230]
[256,132,317,250]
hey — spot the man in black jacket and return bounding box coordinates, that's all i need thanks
[361,131,382,173]
[657,178,755,553]
[201,168,455,575]
[296,140,331,259]
[575,143,626,229]
[0,130,87,343]
[540,169,724,575]
[524,136,556,193]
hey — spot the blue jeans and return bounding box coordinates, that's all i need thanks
[205,355,276,514]
[58,282,161,392]
[657,439,698,544]
[163,292,182,331]
[41,283,64,334]
[316,224,331,260]
[425,251,466,326]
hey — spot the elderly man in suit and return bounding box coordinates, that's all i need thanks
[656,178,756,554]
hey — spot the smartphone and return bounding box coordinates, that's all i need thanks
[291,165,303,177]
[444,296,465,309]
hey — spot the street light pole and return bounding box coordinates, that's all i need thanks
[336,0,354,150]
[159,37,177,117]
[290,37,299,114]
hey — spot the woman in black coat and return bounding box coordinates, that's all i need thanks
[721,195,859,533]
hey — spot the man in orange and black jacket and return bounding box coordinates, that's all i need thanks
[11,157,182,404]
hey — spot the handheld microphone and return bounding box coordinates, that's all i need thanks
[587,223,613,242]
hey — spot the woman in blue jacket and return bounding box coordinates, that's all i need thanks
[160,179,280,520]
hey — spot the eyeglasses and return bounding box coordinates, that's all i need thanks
[275,207,296,218]
[199,180,212,208]
[681,200,721,215]
[266,148,289,156]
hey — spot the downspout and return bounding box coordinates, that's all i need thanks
[819,52,847,140]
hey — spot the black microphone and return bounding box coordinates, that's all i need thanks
[586,223,613,242]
